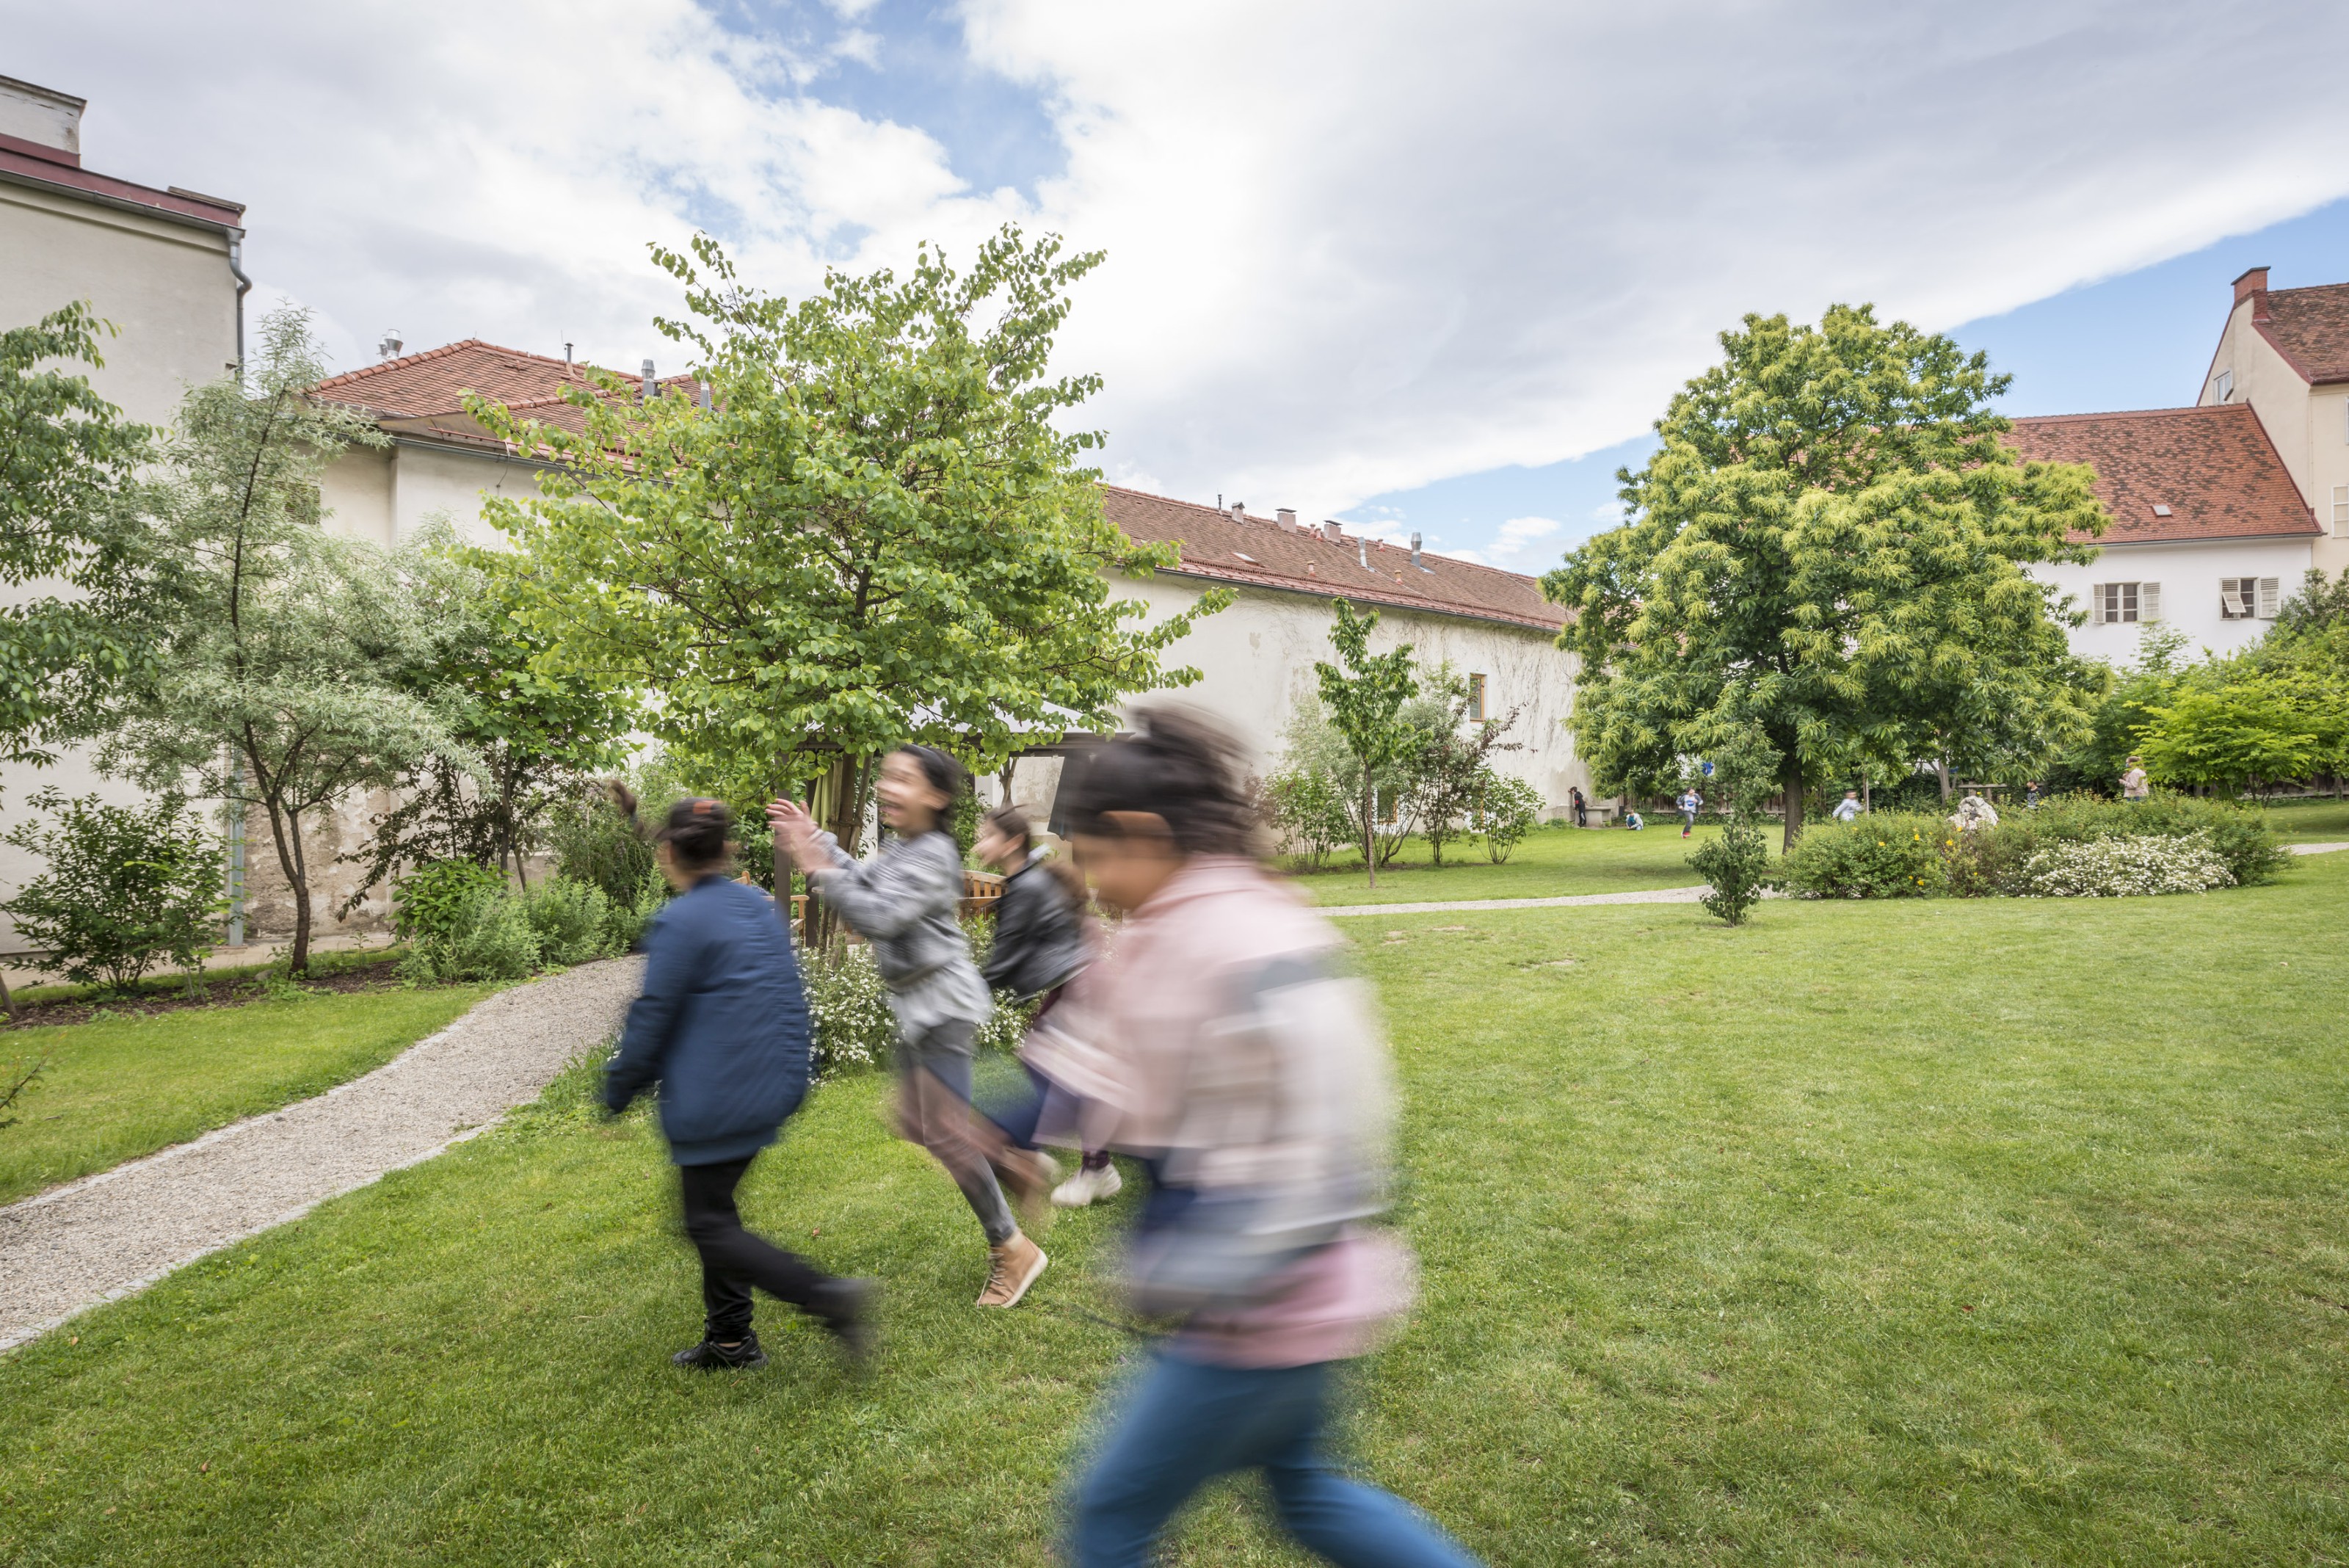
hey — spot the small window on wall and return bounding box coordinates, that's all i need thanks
[1467,672,1488,722]
[2212,370,2234,402]
[2096,582,2162,623]
[2219,578,2279,620]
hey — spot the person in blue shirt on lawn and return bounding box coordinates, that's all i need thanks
[603,796,874,1371]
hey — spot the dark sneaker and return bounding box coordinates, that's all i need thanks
[672,1335,767,1371]
[816,1277,879,1368]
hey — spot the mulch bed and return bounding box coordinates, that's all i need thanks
[4,957,411,1031]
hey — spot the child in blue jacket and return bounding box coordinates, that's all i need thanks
[604,797,872,1369]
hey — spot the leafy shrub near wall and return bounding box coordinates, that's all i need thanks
[0,790,225,993]
[2025,832,2234,897]
[1476,774,1544,864]
[1774,813,1950,899]
[393,861,509,946]
[403,887,542,983]
[523,875,612,966]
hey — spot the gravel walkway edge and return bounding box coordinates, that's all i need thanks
[0,957,643,1352]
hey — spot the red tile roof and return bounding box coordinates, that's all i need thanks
[309,339,696,449]
[0,139,243,231]
[2003,404,2317,544]
[1103,487,1564,631]
[2248,282,2349,386]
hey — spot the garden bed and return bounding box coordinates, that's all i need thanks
[2,950,413,1031]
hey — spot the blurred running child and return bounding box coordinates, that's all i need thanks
[1056,708,1484,1568]
[769,749,1048,1309]
[973,807,1122,1208]
[1678,786,1702,838]
[603,797,873,1370]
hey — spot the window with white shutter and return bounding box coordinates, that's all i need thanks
[2138,581,2160,622]
[2221,578,2256,620]
[2257,577,2280,618]
[2095,582,2142,624]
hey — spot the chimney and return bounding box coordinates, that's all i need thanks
[698,380,712,412]
[641,358,656,401]
[1410,531,1422,568]
[1321,520,1343,543]
[377,330,403,360]
[563,341,574,371]
[2233,266,2270,307]
[1276,507,1296,530]
[1229,501,1246,520]
[0,76,84,164]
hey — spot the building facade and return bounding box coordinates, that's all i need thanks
[0,76,247,960]
[2196,267,2349,578]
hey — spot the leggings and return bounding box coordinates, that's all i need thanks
[896,1017,1018,1245]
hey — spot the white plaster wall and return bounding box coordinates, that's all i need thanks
[1110,574,1588,816]
[2203,303,2349,579]
[0,181,238,426]
[2033,535,2317,664]
[316,440,545,549]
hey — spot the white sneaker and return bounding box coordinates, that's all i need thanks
[1051,1162,1123,1208]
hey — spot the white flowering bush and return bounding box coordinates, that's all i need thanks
[799,937,1034,1079]
[2025,832,2234,899]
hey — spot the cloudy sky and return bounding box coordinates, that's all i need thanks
[10,1,2349,569]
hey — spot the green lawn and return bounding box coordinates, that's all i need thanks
[0,984,499,1206]
[1286,820,1718,905]
[4,860,2346,1564]
[2262,796,2349,842]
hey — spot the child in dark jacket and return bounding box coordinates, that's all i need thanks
[604,797,872,1369]
[975,806,1120,1208]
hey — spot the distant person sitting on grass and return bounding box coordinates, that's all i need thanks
[1831,789,1864,822]
[2121,757,2150,801]
[1623,810,1644,831]
[1678,788,1702,838]
[603,797,874,1371]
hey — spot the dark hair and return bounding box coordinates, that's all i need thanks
[656,796,734,870]
[896,744,967,805]
[1059,705,1261,858]
[984,804,1088,903]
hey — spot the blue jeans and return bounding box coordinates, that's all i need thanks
[1070,1351,1482,1568]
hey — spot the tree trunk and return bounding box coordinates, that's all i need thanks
[1364,779,1377,889]
[0,969,17,1024]
[286,806,313,976]
[1934,759,1953,803]
[1781,754,1807,854]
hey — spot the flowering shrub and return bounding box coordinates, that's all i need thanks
[1773,813,1948,899]
[799,926,1034,1079]
[1946,793,2284,895]
[2025,832,2234,898]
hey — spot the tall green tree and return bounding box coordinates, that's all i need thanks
[0,302,164,773]
[99,308,462,973]
[1544,304,2107,848]
[476,228,1224,855]
[1314,599,1418,888]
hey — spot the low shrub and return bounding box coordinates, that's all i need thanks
[1476,774,1543,864]
[2025,832,2234,897]
[801,928,1035,1079]
[601,868,669,954]
[1688,818,1771,923]
[1945,792,2284,896]
[393,861,508,947]
[523,875,611,966]
[403,887,541,984]
[545,789,659,910]
[0,790,225,994]
[1775,813,1949,899]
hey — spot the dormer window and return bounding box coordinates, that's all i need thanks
[2212,370,2233,402]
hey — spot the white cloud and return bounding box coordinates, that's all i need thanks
[9,0,2347,526]
[1489,515,1562,565]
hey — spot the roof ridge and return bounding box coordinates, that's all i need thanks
[1098,483,1547,588]
[311,338,622,395]
[2008,404,2237,424]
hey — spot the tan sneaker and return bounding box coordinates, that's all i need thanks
[976,1233,1048,1308]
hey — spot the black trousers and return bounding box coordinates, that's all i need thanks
[678,1155,832,1342]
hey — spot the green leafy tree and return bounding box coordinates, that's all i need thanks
[339,526,640,907]
[2136,673,2344,797]
[1473,772,1542,863]
[1684,727,1777,924]
[0,788,225,993]
[1406,673,1522,867]
[1544,304,2107,849]
[0,302,165,772]
[476,228,1224,863]
[1314,599,1419,888]
[98,308,462,973]
[2058,623,2188,795]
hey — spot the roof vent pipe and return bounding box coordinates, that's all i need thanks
[699,380,712,412]
[1410,531,1422,569]
[641,359,656,401]
[377,330,402,360]
[563,341,574,370]
[1276,507,1296,530]
[1358,537,1369,570]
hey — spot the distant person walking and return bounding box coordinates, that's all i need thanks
[2025,780,2043,809]
[1569,785,1589,829]
[1831,789,1864,822]
[1056,707,1484,1568]
[770,747,1048,1310]
[603,798,872,1370]
[2121,756,2151,801]
[1678,788,1702,838]
[972,805,1121,1211]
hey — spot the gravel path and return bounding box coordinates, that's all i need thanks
[1321,885,1710,918]
[0,957,642,1351]
[2288,841,2348,855]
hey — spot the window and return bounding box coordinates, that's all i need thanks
[2095,582,2162,624]
[1467,672,1487,722]
[2212,369,2233,402]
[2333,484,2348,537]
[2219,578,2279,620]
